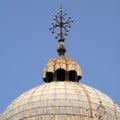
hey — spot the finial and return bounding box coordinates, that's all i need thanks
[49,5,74,42]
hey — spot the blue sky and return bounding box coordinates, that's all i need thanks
[0,0,120,113]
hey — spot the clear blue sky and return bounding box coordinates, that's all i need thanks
[0,0,120,113]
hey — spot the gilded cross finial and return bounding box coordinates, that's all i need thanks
[49,5,74,42]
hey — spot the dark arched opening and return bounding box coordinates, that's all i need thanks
[56,69,65,81]
[46,72,53,82]
[69,70,77,82]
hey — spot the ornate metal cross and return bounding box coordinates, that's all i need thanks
[49,5,74,42]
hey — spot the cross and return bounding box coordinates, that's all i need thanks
[49,5,74,42]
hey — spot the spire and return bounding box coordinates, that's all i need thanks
[49,5,74,56]
[43,5,82,83]
[43,57,82,82]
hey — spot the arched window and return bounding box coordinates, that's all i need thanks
[69,70,77,81]
[56,69,65,81]
[46,72,53,82]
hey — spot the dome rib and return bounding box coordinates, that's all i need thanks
[79,84,94,118]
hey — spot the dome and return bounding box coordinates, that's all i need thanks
[1,6,120,120]
[1,81,120,120]
[43,56,82,82]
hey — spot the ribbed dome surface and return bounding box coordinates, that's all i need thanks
[1,81,120,120]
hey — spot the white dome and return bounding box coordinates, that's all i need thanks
[1,81,120,120]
